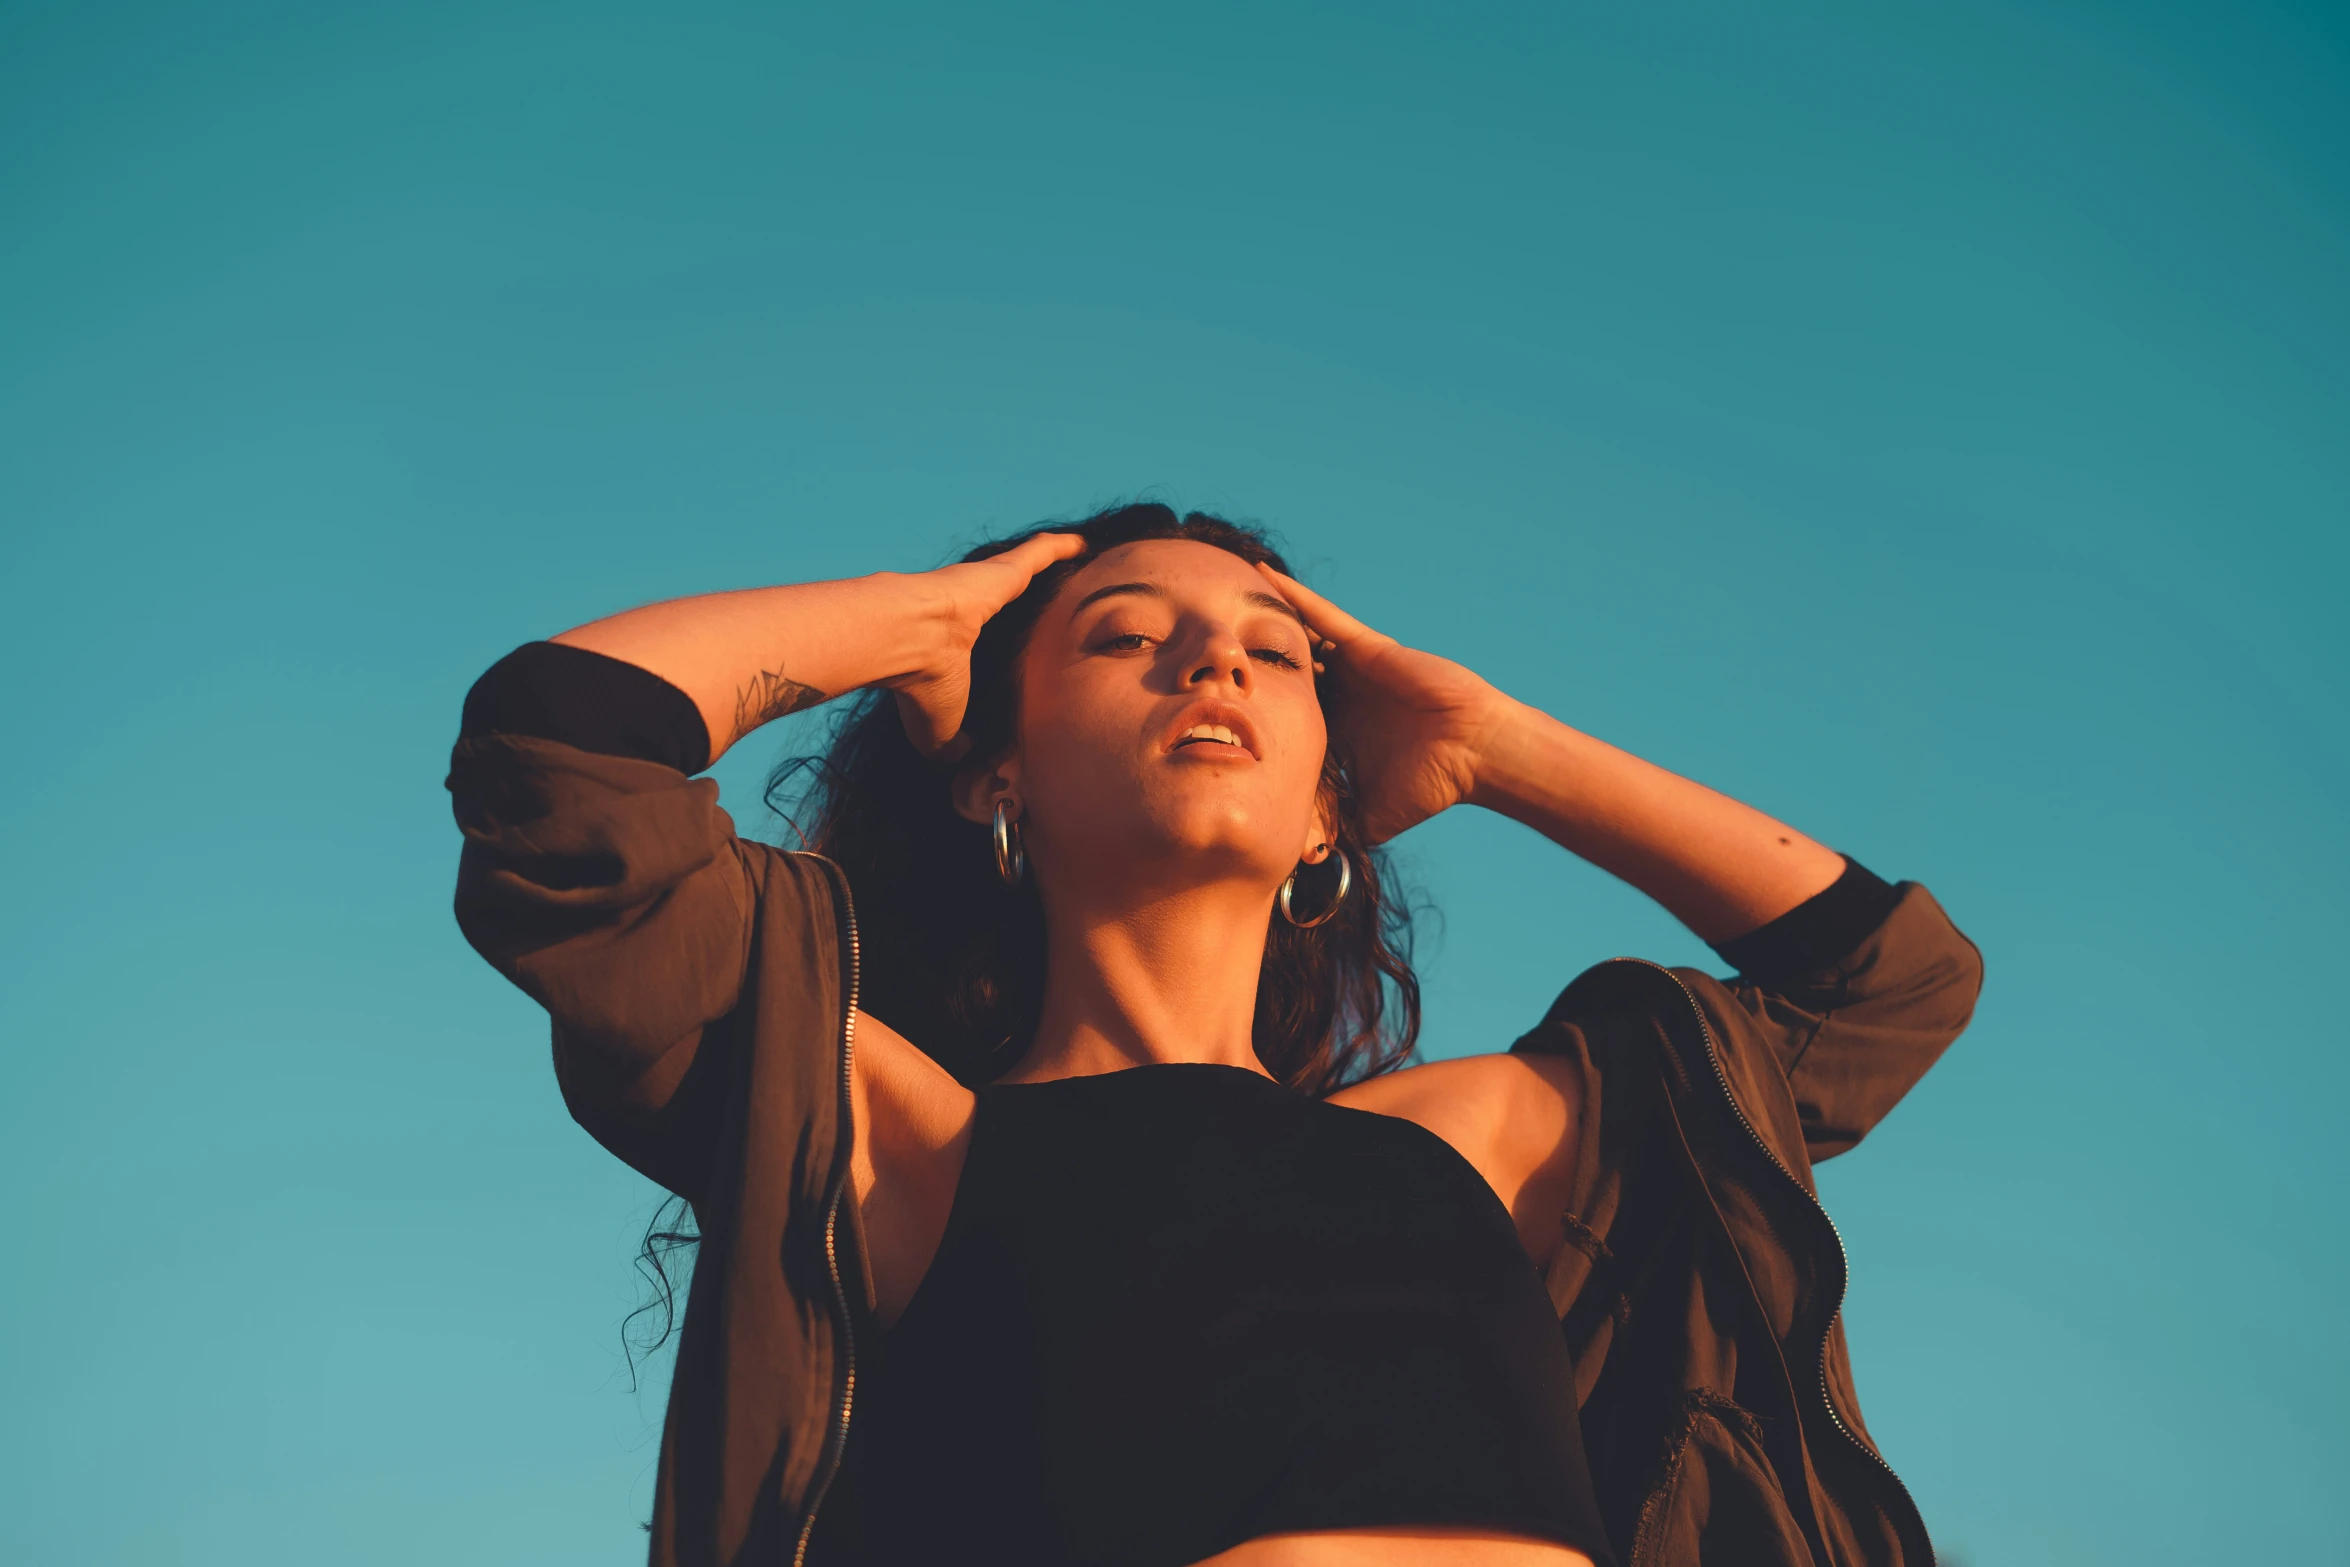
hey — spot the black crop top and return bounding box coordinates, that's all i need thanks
[807,1064,1612,1567]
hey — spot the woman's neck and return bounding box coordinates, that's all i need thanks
[1005,879,1276,1083]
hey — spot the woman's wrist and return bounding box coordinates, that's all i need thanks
[1461,693,1578,824]
[867,568,987,693]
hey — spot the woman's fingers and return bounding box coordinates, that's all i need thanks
[1000,530,1087,574]
[954,532,1087,619]
[1253,561,1383,651]
[991,531,1087,590]
[898,533,1085,759]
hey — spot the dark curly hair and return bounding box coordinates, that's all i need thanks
[624,502,1423,1378]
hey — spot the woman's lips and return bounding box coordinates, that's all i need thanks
[1165,711,1260,758]
[1175,722,1247,751]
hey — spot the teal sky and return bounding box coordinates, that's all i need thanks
[4,3,2344,1563]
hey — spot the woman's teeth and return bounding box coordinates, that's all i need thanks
[1178,723,1245,751]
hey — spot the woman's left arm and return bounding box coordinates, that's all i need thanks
[1256,564,1843,940]
[1277,564,1980,1207]
[1465,703,1846,941]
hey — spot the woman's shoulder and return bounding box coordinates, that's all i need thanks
[1328,1054,1583,1248]
[1329,1051,1575,1128]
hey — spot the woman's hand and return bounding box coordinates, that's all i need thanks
[887,532,1085,758]
[1254,563,1513,845]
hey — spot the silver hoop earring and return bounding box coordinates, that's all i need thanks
[1278,847,1351,929]
[992,799,1027,886]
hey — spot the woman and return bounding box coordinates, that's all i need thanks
[449,504,1980,1567]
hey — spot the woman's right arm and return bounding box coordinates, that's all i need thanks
[449,534,1079,1197]
[550,533,1084,763]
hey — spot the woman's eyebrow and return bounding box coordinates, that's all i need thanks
[1240,589,1307,625]
[1069,580,1306,626]
[1071,581,1162,614]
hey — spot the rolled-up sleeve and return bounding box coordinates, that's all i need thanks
[447,644,798,1199]
[1691,871,1984,1161]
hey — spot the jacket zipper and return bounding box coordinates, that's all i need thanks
[791,854,863,1567]
[1625,958,1931,1564]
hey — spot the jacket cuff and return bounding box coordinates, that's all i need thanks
[1709,857,1903,983]
[460,642,713,775]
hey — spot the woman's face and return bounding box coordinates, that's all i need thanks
[990,539,1331,901]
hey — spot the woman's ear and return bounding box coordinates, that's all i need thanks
[1299,802,1338,864]
[951,754,1020,826]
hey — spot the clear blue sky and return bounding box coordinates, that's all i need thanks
[3,3,2343,1563]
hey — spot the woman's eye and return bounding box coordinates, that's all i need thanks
[1251,647,1304,670]
[1097,632,1151,653]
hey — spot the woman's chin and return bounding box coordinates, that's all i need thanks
[1144,794,1302,857]
[1031,774,1311,883]
[1043,824,1295,891]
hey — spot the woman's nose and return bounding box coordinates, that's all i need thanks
[1186,626,1250,690]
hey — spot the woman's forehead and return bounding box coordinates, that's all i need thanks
[1060,538,1273,608]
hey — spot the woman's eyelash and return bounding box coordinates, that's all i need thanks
[1092,634,1299,669]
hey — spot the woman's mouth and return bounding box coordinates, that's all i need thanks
[1172,721,1256,758]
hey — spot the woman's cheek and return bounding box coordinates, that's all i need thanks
[1035,703,1147,796]
[1278,701,1329,799]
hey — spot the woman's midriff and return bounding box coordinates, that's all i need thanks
[1193,1529,1595,1567]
